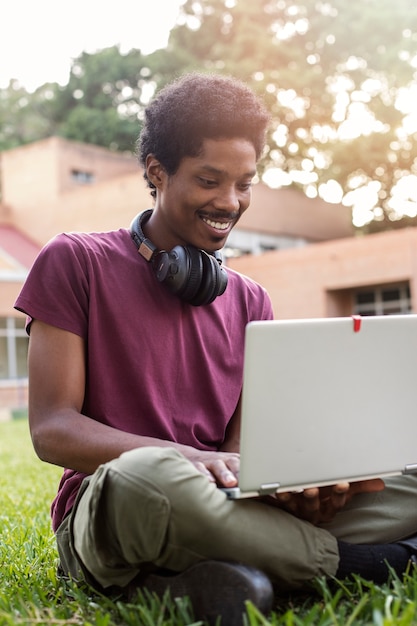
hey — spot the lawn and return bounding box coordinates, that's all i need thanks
[2,418,417,625]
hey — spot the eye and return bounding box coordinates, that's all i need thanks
[198,177,217,187]
[238,181,253,192]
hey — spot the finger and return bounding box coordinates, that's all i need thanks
[209,460,238,487]
[332,482,350,494]
[303,487,320,499]
[273,492,299,515]
[302,495,320,513]
[274,491,293,503]
[194,461,216,482]
[225,455,240,475]
[220,469,238,486]
[330,490,348,510]
[301,488,321,513]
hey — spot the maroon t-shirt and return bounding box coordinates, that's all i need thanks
[15,228,273,531]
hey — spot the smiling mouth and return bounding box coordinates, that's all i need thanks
[201,215,237,231]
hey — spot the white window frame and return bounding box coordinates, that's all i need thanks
[0,316,28,380]
[353,283,411,316]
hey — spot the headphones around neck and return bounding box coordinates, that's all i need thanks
[129,209,228,306]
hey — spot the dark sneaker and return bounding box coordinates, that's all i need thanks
[127,560,274,625]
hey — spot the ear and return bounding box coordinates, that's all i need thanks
[146,155,167,191]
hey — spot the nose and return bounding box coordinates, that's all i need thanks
[212,185,242,212]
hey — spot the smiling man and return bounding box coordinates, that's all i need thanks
[14,73,417,625]
[143,138,255,250]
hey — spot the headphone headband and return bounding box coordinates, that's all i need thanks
[129,209,157,262]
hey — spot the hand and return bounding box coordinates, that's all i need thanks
[189,450,240,488]
[266,478,385,524]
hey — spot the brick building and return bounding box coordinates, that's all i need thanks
[229,228,416,319]
[0,136,414,411]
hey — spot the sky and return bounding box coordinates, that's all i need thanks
[0,0,184,91]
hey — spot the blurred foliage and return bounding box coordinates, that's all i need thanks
[2,0,417,229]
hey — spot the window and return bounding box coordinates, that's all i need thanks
[354,283,411,316]
[71,169,95,184]
[0,317,28,380]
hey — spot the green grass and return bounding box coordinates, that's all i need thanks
[2,419,417,625]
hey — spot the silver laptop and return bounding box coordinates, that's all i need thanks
[224,314,417,499]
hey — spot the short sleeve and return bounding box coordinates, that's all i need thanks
[14,234,90,338]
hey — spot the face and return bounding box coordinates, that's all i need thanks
[145,137,257,253]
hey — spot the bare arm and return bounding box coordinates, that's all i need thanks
[28,320,239,486]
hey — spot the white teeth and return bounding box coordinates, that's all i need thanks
[204,218,229,230]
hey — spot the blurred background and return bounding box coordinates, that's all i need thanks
[1,0,417,415]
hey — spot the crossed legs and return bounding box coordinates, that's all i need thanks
[57,447,417,592]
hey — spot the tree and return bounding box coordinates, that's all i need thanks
[165,0,417,229]
[47,46,155,152]
[0,79,58,150]
[0,46,156,153]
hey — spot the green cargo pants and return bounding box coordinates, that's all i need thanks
[55,446,417,591]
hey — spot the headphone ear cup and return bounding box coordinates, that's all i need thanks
[178,246,203,301]
[190,251,220,306]
[154,245,202,301]
[189,251,229,306]
[215,257,228,297]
